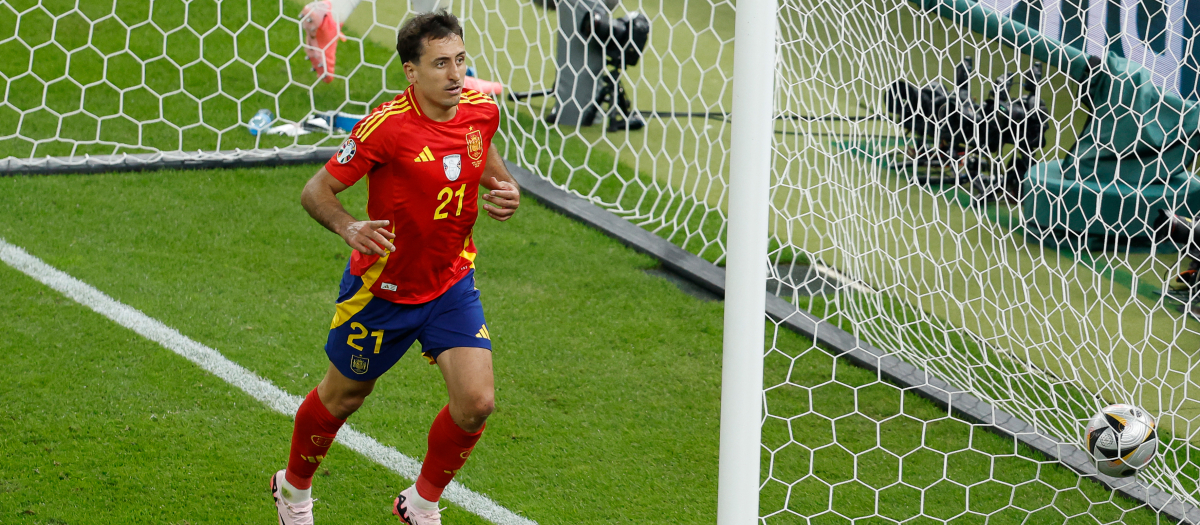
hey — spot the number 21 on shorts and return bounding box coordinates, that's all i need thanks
[347,322,384,353]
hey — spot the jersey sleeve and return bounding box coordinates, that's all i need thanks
[484,101,501,142]
[324,122,392,186]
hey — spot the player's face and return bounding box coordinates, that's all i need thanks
[406,35,467,111]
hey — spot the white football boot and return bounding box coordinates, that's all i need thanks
[270,470,315,525]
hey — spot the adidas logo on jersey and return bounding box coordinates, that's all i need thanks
[476,324,491,340]
[414,146,434,162]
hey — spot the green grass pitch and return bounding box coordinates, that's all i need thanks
[0,167,1166,523]
[0,0,1190,520]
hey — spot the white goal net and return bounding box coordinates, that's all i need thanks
[762,0,1200,520]
[474,0,1200,520]
[6,0,1200,521]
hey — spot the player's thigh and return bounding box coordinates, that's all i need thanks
[317,362,378,403]
[417,271,492,365]
[417,272,494,405]
[436,346,495,405]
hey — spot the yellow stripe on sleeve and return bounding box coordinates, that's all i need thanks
[359,110,401,141]
[358,109,407,141]
[355,114,389,139]
[461,91,495,104]
[355,103,395,136]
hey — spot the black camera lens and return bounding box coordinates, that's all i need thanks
[579,11,650,69]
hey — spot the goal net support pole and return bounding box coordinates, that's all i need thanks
[717,0,777,522]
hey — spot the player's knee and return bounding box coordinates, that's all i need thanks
[324,390,371,419]
[458,393,494,426]
[472,395,495,420]
[335,394,369,417]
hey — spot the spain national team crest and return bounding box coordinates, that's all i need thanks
[336,137,356,164]
[350,355,369,375]
[443,154,462,181]
[466,129,483,161]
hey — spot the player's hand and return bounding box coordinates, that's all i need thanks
[342,219,396,256]
[481,178,520,222]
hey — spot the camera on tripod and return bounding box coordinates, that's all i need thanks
[533,10,649,131]
[579,10,649,69]
[884,58,1048,200]
[571,10,649,131]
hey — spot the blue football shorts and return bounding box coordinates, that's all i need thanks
[325,268,492,381]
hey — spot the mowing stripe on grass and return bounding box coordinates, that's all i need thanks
[0,237,537,525]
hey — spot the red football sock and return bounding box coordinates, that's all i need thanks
[415,405,485,501]
[285,388,346,490]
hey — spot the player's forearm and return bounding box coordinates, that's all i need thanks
[301,178,356,237]
[483,147,518,189]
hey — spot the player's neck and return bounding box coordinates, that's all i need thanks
[412,90,458,123]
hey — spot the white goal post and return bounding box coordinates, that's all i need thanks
[717,0,775,523]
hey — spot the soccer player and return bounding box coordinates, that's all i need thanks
[271,11,520,525]
[301,0,503,95]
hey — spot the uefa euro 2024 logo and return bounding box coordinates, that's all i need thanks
[443,154,461,181]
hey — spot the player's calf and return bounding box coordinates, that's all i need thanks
[394,404,485,524]
[286,388,347,487]
[270,384,351,523]
[417,405,487,501]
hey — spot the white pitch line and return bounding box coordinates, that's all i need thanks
[0,238,536,525]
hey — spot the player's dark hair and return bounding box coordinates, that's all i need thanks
[395,9,464,64]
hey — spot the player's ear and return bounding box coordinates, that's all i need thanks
[404,61,416,84]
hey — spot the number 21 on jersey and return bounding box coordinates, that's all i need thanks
[435,183,466,220]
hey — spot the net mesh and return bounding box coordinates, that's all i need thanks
[763,0,1200,520]
[0,0,408,159]
[480,0,1200,520]
[474,0,734,263]
[5,0,1200,521]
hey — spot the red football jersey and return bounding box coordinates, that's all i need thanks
[324,86,500,304]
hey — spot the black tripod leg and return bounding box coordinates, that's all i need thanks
[609,77,645,131]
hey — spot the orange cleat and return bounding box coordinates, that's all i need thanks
[300,0,346,83]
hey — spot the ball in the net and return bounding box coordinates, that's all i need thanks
[1084,403,1158,478]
